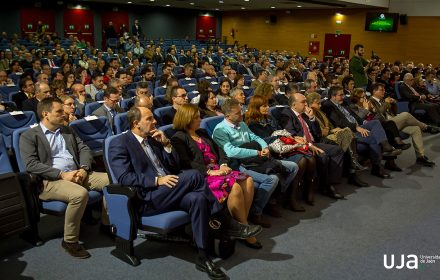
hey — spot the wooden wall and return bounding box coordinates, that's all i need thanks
[221,9,440,64]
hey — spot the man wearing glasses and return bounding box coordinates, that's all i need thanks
[92,87,124,130]
[160,86,188,126]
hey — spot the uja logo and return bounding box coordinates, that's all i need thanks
[383,254,418,269]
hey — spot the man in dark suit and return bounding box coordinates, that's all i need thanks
[279,93,346,199]
[131,19,142,38]
[321,86,402,178]
[399,73,440,126]
[22,82,51,121]
[108,106,260,280]
[13,77,34,110]
[92,87,124,131]
[19,97,109,259]
[160,86,188,126]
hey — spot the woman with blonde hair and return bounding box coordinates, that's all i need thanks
[171,104,262,249]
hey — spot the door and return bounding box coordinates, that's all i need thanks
[63,8,94,45]
[20,8,55,38]
[196,15,216,41]
[323,34,351,60]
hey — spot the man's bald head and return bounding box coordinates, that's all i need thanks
[134,94,153,110]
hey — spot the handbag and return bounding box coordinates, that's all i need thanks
[268,129,312,156]
[235,141,288,175]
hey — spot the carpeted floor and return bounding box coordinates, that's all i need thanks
[2,134,440,280]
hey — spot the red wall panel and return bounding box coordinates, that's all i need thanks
[20,8,56,37]
[323,34,351,60]
[63,8,94,45]
[196,15,216,40]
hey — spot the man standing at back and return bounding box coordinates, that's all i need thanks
[349,44,369,89]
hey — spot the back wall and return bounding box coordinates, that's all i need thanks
[221,9,440,64]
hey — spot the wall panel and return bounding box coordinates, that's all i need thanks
[222,9,439,64]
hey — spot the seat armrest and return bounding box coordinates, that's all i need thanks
[106,184,138,198]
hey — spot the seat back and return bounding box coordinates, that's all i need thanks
[158,124,176,139]
[0,136,13,174]
[0,85,19,101]
[269,106,288,121]
[12,126,31,172]
[200,115,224,137]
[154,86,167,97]
[69,116,113,153]
[0,111,37,149]
[95,91,105,101]
[120,98,133,111]
[395,81,403,100]
[84,101,103,116]
[178,78,196,87]
[104,135,120,183]
[114,112,129,134]
[153,106,174,126]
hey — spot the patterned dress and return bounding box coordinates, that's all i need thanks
[196,138,247,203]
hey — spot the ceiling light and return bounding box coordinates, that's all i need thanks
[166,4,170,6]
[219,0,224,3]
[271,6,275,9]
[297,5,302,7]
[127,1,132,3]
[215,8,219,10]
[190,2,194,5]
[241,7,245,9]
[244,0,250,2]
[150,0,155,2]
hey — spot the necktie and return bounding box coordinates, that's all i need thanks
[337,104,357,124]
[298,114,314,143]
[142,139,167,176]
[49,59,55,67]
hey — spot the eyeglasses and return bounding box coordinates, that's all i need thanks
[108,98,120,103]
[176,94,187,98]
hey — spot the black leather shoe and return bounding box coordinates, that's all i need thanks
[239,239,263,249]
[394,143,411,150]
[382,147,402,157]
[348,174,369,187]
[225,222,262,240]
[371,168,391,179]
[322,185,345,199]
[426,125,440,134]
[384,160,403,172]
[195,257,227,280]
[416,156,435,167]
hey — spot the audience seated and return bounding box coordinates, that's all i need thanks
[2,29,440,276]
[321,86,402,178]
[107,106,261,279]
[399,73,440,126]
